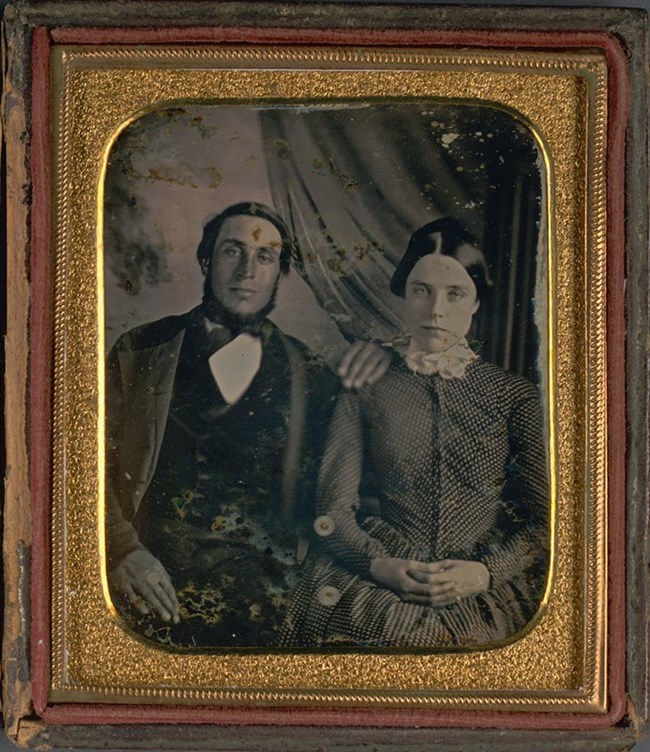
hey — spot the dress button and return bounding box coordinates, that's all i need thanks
[314,515,335,537]
[317,585,341,606]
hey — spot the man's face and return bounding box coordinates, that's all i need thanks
[209,215,283,317]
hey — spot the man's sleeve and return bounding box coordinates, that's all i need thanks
[105,342,146,568]
[293,357,338,526]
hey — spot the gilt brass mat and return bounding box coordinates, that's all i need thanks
[49,45,606,711]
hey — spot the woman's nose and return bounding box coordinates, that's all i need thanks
[430,294,444,318]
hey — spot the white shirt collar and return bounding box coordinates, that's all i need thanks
[208,333,263,404]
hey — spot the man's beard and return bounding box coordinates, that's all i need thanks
[200,274,279,335]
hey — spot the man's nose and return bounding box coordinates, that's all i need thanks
[236,252,256,279]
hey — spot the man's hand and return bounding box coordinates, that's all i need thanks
[405,559,491,606]
[338,341,391,390]
[110,549,180,623]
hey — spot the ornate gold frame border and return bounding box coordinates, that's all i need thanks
[48,45,606,711]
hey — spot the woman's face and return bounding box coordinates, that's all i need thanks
[404,253,479,353]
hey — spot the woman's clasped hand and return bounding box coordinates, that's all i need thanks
[369,557,491,607]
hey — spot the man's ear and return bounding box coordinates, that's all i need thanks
[199,258,210,277]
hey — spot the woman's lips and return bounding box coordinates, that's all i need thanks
[421,325,447,333]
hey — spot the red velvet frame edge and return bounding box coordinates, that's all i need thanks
[28,24,629,730]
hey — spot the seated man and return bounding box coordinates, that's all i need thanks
[106,202,387,648]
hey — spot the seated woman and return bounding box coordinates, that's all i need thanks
[282,217,549,648]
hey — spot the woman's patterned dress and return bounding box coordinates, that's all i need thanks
[282,356,549,648]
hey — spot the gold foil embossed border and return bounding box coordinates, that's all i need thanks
[49,45,607,710]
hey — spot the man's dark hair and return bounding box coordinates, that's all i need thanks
[196,202,294,275]
[390,217,493,301]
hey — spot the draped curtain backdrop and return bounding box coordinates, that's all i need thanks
[260,104,543,382]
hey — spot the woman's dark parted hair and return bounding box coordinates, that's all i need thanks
[390,217,493,301]
[196,202,294,275]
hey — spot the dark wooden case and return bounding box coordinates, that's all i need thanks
[2,2,648,750]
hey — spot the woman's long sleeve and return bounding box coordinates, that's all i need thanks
[314,390,389,574]
[477,387,549,590]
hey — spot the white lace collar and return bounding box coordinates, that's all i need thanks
[403,338,477,379]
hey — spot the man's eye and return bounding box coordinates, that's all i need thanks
[220,245,240,256]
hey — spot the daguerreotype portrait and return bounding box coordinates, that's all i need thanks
[4,3,648,748]
[104,103,549,651]
[31,36,617,713]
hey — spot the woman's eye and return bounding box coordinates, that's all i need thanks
[448,289,465,300]
[222,245,240,257]
[258,251,274,264]
[412,285,428,296]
